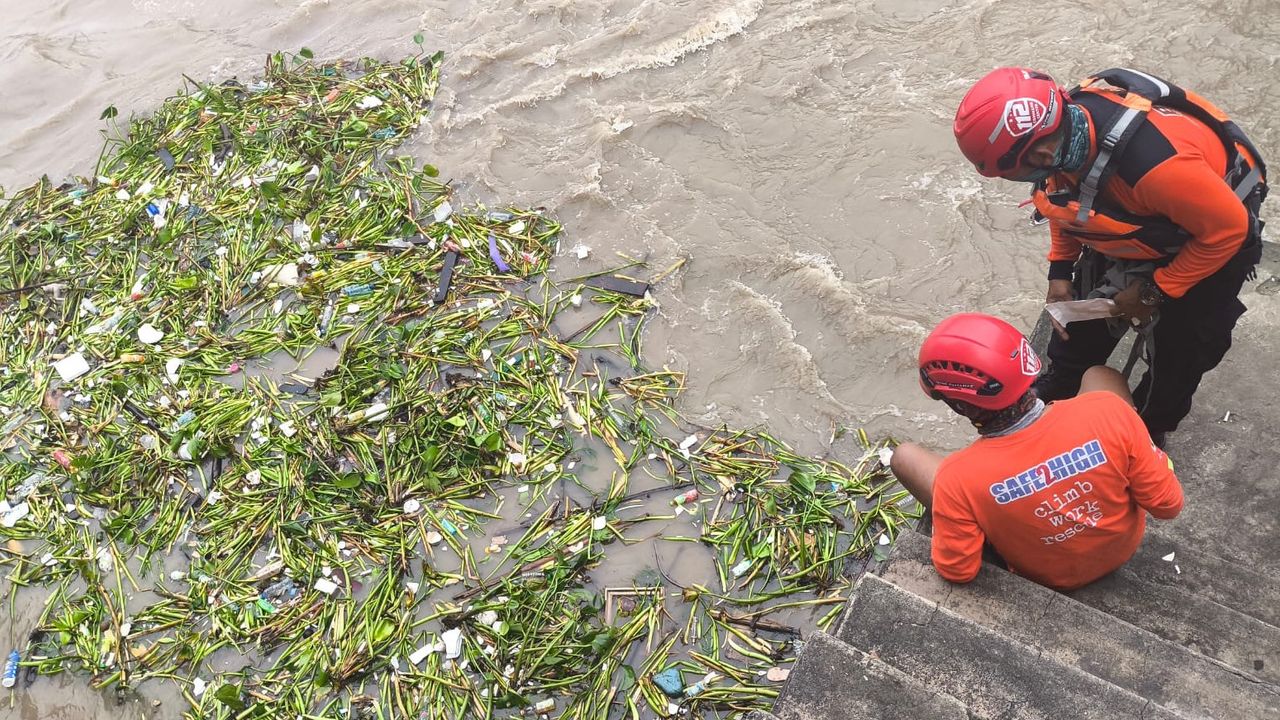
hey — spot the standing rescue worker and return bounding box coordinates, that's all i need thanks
[953,67,1267,447]
[891,313,1183,591]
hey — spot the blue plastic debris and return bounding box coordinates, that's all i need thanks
[653,667,683,697]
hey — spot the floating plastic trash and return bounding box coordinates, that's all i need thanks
[441,628,463,659]
[165,358,184,384]
[1,503,30,528]
[4,650,21,688]
[137,324,164,345]
[487,232,511,272]
[434,200,452,223]
[409,645,433,665]
[878,446,894,466]
[653,667,683,697]
[53,353,91,382]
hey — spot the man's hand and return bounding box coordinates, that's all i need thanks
[1046,279,1075,340]
[1111,279,1158,325]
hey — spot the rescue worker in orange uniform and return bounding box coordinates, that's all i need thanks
[953,68,1267,447]
[891,313,1183,591]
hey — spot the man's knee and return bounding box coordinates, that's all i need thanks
[1079,365,1134,406]
[889,442,924,478]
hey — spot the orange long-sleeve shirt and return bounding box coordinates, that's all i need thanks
[930,391,1183,591]
[1048,96,1251,298]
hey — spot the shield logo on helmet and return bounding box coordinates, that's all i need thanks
[1002,98,1047,137]
[1018,338,1041,376]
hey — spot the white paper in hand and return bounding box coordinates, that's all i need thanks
[1046,299,1116,326]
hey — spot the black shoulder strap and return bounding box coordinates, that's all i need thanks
[1069,84,1150,223]
[1087,68,1182,104]
[1092,68,1266,202]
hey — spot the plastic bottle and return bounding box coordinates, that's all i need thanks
[261,577,299,604]
[342,283,374,298]
[672,489,700,506]
[319,299,336,336]
[2,650,18,688]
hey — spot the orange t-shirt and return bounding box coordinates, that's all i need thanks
[930,392,1183,591]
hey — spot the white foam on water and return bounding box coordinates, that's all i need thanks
[448,0,763,128]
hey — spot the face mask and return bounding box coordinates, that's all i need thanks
[1006,104,1089,183]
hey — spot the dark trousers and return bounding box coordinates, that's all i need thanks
[1034,244,1262,434]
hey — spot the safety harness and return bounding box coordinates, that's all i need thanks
[1031,68,1267,259]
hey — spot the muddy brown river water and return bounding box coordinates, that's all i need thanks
[3,0,1280,717]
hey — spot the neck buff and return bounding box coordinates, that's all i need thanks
[1057,104,1090,172]
[1016,104,1090,183]
[978,397,1046,438]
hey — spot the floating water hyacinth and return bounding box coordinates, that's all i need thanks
[0,48,917,719]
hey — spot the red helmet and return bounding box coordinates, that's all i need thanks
[954,67,1067,178]
[918,313,1041,410]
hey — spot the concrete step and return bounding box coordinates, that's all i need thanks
[1158,401,1280,579]
[881,530,1280,719]
[836,573,1183,720]
[1129,528,1280,627]
[772,631,969,720]
[1067,563,1280,686]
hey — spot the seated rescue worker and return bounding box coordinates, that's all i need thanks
[890,313,1183,591]
[953,67,1267,448]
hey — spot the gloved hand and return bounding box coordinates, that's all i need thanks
[1111,279,1158,325]
[1046,279,1075,340]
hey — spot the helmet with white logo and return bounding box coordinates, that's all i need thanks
[918,313,1041,411]
[954,67,1067,179]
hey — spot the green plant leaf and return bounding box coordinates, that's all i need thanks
[422,444,441,469]
[788,471,815,493]
[589,630,612,654]
[473,430,502,451]
[618,664,638,692]
[214,683,247,711]
[99,105,118,120]
[298,47,314,59]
